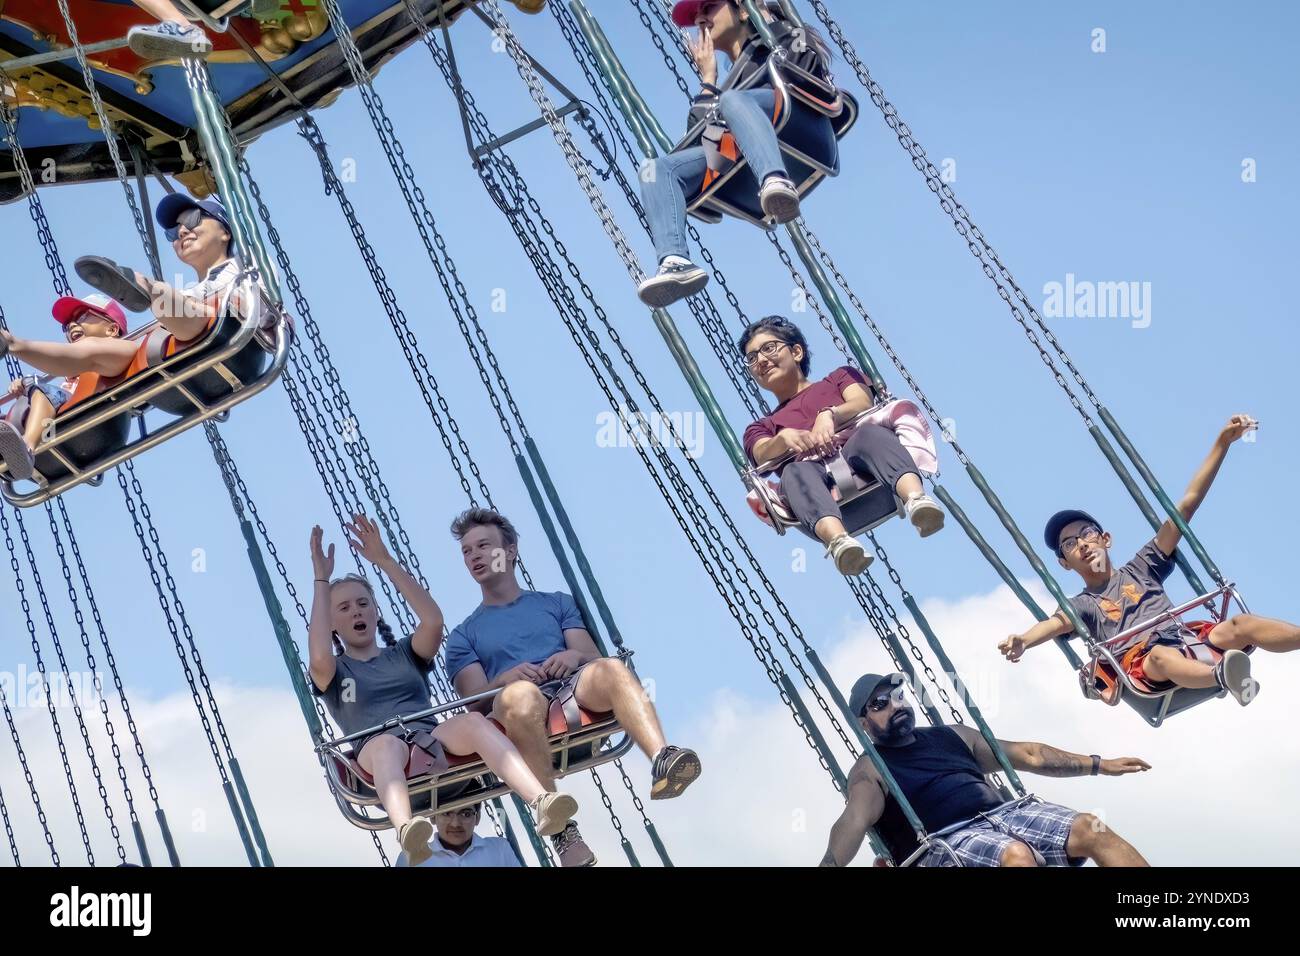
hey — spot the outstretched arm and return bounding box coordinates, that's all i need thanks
[1155,414,1257,556]
[953,726,1151,779]
[4,332,137,378]
[999,611,1073,661]
[820,760,885,867]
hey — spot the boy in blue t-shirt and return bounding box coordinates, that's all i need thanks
[446,508,702,866]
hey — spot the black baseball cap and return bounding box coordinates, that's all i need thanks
[1044,509,1102,555]
[848,672,905,718]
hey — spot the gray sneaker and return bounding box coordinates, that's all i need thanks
[0,420,36,482]
[827,534,872,576]
[759,175,801,224]
[550,821,597,867]
[1216,649,1259,706]
[127,22,212,61]
[637,258,709,308]
[904,493,945,538]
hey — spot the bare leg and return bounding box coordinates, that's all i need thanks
[493,681,556,791]
[1141,645,1218,689]
[813,515,848,547]
[357,734,414,829]
[22,392,55,450]
[133,0,191,25]
[1210,614,1300,653]
[435,712,546,804]
[1065,812,1149,867]
[895,473,924,500]
[999,841,1040,867]
[574,658,667,759]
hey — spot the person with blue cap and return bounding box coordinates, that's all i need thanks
[999,414,1298,707]
[819,672,1150,867]
[74,191,285,346]
[0,293,136,482]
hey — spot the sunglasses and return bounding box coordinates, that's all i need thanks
[864,685,907,714]
[165,207,215,242]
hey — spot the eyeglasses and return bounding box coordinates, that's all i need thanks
[165,207,214,242]
[743,340,790,368]
[436,808,478,821]
[865,685,907,714]
[1059,526,1103,555]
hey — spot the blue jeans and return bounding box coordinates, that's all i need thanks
[643,88,788,263]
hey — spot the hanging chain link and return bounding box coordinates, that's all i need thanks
[0,781,19,866]
[0,682,56,864]
[1,505,95,864]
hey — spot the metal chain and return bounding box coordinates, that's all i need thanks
[57,499,163,813]
[0,686,54,868]
[40,505,128,862]
[0,102,72,296]
[1,505,95,864]
[631,0,696,99]
[588,766,634,860]
[0,781,18,865]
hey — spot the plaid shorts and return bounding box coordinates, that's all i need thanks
[917,796,1084,868]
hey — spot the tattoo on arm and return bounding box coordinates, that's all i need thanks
[1031,743,1089,777]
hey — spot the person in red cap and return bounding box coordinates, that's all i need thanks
[0,294,136,481]
[637,1,837,308]
[999,414,1300,707]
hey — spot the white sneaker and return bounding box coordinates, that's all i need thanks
[397,817,434,866]
[531,791,579,837]
[637,256,709,308]
[827,534,872,576]
[127,22,212,61]
[904,493,945,538]
[0,420,35,482]
[1216,649,1259,706]
[759,175,801,224]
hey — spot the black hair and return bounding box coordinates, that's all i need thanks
[733,1,834,64]
[328,574,396,656]
[737,314,811,375]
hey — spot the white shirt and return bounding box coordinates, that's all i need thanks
[394,833,521,868]
[185,258,286,335]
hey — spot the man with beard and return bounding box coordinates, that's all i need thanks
[819,673,1151,867]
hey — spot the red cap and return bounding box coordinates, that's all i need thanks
[51,293,128,336]
[672,0,720,27]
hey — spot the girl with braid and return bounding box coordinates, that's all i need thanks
[308,515,577,865]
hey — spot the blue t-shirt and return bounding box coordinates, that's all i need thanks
[445,591,585,683]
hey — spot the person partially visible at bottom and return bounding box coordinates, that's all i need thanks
[446,508,702,867]
[0,294,136,481]
[821,673,1152,867]
[127,1,213,60]
[308,515,577,866]
[394,804,521,868]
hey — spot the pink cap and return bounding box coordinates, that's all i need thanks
[52,293,128,336]
[672,0,717,27]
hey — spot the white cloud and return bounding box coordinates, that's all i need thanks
[4,581,1296,866]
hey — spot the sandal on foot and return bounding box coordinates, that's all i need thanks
[74,256,151,313]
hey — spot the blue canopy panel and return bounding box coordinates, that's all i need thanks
[0,0,544,203]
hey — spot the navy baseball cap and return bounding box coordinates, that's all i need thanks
[1044,509,1102,555]
[848,672,905,718]
[156,193,231,234]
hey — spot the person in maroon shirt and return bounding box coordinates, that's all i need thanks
[740,316,944,574]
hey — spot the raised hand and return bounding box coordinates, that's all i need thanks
[1218,414,1258,446]
[998,634,1025,663]
[689,24,718,86]
[345,513,392,567]
[310,524,335,581]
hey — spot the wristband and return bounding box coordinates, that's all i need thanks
[314,578,330,584]
[1090,754,1101,776]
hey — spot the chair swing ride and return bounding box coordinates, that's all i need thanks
[0,0,1266,869]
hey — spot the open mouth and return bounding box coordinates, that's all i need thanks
[68,328,83,342]
[351,621,367,633]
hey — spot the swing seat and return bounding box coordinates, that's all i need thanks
[677,53,859,228]
[320,686,633,832]
[0,273,289,508]
[745,404,902,539]
[898,795,1050,867]
[1076,583,1252,727]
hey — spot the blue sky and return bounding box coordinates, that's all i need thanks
[1,1,1297,866]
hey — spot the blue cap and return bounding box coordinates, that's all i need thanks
[1044,509,1102,555]
[156,193,231,234]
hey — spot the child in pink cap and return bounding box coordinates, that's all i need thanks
[0,293,136,481]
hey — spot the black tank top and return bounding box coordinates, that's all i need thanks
[873,726,1004,861]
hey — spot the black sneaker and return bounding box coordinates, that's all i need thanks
[650,745,702,800]
[550,821,597,867]
[637,258,709,308]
